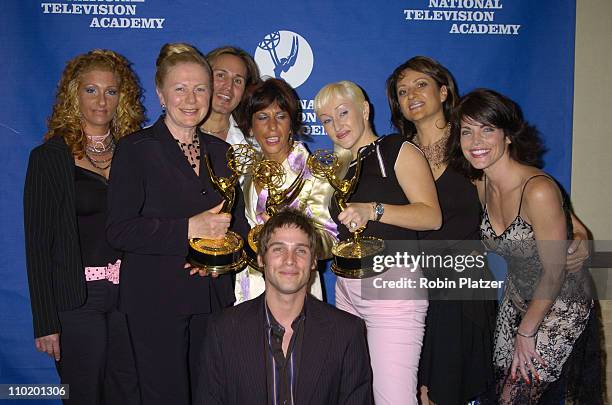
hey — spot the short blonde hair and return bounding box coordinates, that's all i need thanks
[155,42,211,88]
[314,80,366,115]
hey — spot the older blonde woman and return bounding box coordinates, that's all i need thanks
[107,43,250,405]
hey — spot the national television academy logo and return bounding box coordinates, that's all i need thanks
[254,30,314,88]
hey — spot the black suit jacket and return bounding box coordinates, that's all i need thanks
[198,294,373,404]
[106,117,249,315]
[23,136,87,338]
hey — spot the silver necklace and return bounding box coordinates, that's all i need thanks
[85,132,113,155]
[84,133,115,170]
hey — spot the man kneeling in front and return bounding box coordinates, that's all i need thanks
[198,208,373,404]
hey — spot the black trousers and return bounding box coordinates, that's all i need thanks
[57,280,140,405]
[126,311,210,405]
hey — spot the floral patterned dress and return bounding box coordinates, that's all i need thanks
[481,175,592,403]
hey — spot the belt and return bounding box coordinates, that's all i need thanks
[84,259,121,285]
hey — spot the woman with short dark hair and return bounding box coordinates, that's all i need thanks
[234,78,337,303]
[448,88,593,403]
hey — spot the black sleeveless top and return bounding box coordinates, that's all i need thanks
[418,166,480,242]
[330,134,418,242]
[74,166,121,268]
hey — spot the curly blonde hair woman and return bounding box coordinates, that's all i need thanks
[24,49,144,404]
[45,49,144,157]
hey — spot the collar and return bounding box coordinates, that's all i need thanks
[226,115,261,152]
[283,141,311,176]
[348,136,387,178]
[264,295,307,334]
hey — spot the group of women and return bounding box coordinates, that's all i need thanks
[24,42,597,405]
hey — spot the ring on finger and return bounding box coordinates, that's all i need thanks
[350,221,357,229]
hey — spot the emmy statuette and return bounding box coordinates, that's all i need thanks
[307,149,386,278]
[188,144,257,273]
[245,158,305,271]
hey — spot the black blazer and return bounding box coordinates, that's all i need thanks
[198,294,373,405]
[23,136,87,338]
[106,117,249,315]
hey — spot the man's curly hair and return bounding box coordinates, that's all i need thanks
[44,49,145,157]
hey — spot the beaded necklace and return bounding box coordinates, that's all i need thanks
[413,125,450,169]
[84,131,114,170]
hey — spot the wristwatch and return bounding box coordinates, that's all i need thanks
[374,202,384,221]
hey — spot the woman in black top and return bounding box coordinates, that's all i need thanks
[315,80,441,404]
[387,57,593,404]
[24,49,144,404]
[106,43,249,405]
[386,56,496,405]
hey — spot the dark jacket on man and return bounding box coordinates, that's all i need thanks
[198,293,373,404]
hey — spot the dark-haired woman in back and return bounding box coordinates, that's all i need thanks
[448,88,593,403]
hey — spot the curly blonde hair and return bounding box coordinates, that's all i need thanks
[45,49,145,157]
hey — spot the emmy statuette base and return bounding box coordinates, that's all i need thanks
[188,230,246,274]
[244,224,263,272]
[331,236,387,279]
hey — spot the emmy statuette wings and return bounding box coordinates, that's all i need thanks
[245,158,306,271]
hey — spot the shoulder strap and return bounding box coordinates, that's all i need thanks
[484,175,488,206]
[518,174,552,215]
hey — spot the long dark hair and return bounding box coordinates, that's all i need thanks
[386,56,458,139]
[448,88,544,180]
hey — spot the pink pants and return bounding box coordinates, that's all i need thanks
[335,273,428,405]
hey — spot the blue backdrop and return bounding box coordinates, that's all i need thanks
[1,0,575,398]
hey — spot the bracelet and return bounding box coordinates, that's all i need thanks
[372,202,384,221]
[516,329,538,338]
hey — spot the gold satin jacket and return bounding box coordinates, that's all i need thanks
[243,141,338,258]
